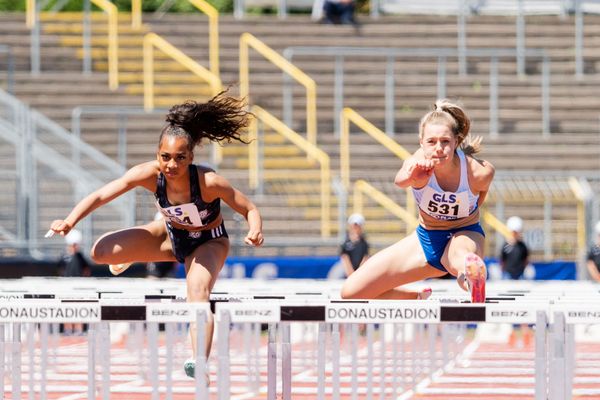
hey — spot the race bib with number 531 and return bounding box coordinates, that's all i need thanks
[418,186,470,220]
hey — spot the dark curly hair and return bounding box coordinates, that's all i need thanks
[159,90,252,151]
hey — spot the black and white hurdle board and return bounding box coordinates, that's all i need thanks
[0,299,595,324]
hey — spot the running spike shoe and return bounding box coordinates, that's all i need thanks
[465,253,486,303]
[417,287,432,300]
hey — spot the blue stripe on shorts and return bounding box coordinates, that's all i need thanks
[416,223,485,272]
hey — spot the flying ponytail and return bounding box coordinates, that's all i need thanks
[160,90,252,150]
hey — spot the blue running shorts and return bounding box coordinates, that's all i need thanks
[416,223,485,272]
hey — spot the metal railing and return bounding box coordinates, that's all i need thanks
[0,45,15,94]
[339,107,411,187]
[27,0,120,86]
[489,172,591,261]
[142,33,222,111]
[240,33,318,145]
[70,106,167,168]
[249,105,331,237]
[131,0,220,76]
[353,179,418,235]
[0,88,133,256]
[91,0,119,90]
[284,46,551,137]
[568,176,594,259]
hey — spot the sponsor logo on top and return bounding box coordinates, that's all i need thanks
[146,303,211,323]
[0,302,100,323]
[485,304,538,323]
[216,303,280,323]
[326,302,440,323]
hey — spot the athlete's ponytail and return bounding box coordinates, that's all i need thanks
[160,90,251,150]
[419,99,482,156]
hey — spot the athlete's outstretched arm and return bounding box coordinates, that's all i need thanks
[48,162,157,236]
[204,172,264,247]
[394,149,440,189]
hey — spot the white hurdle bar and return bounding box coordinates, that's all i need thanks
[215,299,552,400]
[0,280,599,399]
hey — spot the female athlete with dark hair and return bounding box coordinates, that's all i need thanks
[48,91,264,379]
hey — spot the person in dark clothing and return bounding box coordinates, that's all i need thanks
[58,229,90,335]
[322,0,357,25]
[500,216,530,280]
[340,213,369,277]
[500,216,532,346]
[59,229,91,278]
[586,221,600,282]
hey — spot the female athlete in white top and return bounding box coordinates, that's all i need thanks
[341,99,495,303]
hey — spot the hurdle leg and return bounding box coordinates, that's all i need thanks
[316,322,326,400]
[378,324,386,399]
[282,322,292,400]
[165,322,174,400]
[40,323,48,400]
[0,324,4,400]
[26,322,35,400]
[267,323,278,400]
[350,323,358,400]
[217,310,231,400]
[534,310,548,400]
[100,322,111,400]
[549,311,566,400]
[12,323,22,400]
[194,310,208,400]
[147,321,159,400]
[366,323,374,400]
[252,322,261,392]
[87,323,96,400]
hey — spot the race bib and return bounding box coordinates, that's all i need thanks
[419,186,470,220]
[157,202,204,227]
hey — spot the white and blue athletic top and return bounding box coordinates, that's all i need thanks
[412,150,479,221]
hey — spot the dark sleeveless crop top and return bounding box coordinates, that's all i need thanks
[154,165,221,228]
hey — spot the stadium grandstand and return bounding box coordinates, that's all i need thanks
[0,0,599,398]
[0,0,598,265]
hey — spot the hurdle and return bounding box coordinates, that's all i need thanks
[0,278,598,399]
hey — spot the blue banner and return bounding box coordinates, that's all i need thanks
[192,256,578,281]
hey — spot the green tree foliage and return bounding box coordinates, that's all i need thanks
[0,0,233,13]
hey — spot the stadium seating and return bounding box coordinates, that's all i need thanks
[0,10,598,259]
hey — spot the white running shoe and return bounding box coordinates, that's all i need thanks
[109,263,132,276]
[183,359,210,385]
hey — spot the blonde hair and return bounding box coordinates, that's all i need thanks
[419,99,482,156]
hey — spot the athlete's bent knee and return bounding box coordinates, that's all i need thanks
[90,240,110,264]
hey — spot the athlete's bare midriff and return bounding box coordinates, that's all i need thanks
[419,208,480,230]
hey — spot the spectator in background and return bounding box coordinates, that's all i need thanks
[500,216,529,280]
[586,221,600,282]
[58,229,90,335]
[59,229,91,278]
[322,0,358,26]
[340,213,369,277]
[500,216,532,347]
